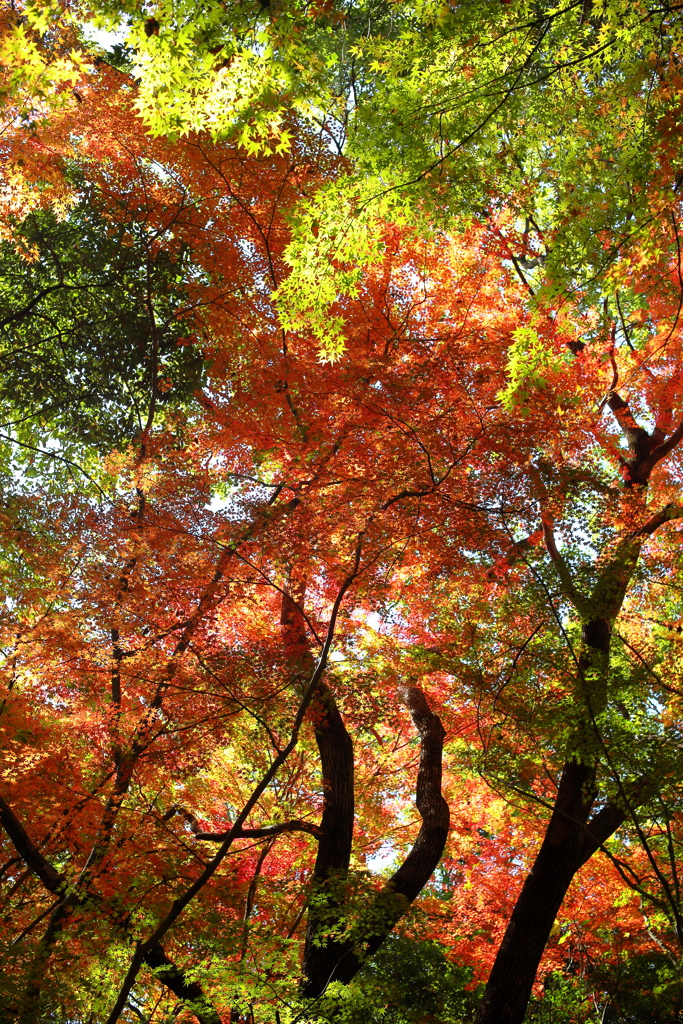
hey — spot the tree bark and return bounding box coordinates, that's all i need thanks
[301,681,356,996]
[474,758,597,1024]
[302,685,449,996]
[475,503,641,1024]
[474,771,632,1024]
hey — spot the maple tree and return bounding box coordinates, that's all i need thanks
[0,71,490,1022]
[3,4,683,1024]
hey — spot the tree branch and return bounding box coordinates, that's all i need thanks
[301,681,355,996]
[0,797,220,1024]
[195,820,322,841]
[142,944,222,1024]
[633,502,683,538]
[104,535,366,1024]
[541,514,588,612]
[606,392,683,486]
[303,686,449,996]
[0,796,64,895]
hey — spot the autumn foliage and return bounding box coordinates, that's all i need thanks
[4,4,683,1024]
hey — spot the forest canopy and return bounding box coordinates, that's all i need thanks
[3,2,683,1023]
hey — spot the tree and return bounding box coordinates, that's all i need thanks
[0,71,514,1021]
[3,12,683,1024]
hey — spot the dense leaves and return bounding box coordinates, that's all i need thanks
[0,198,202,451]
[3,4,683,1024]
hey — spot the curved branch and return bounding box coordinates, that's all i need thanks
[302,686,449,996]
[142,944,222,1024]
[386,686,450,902]
[301,681,355,996]
[0,796,219,1024]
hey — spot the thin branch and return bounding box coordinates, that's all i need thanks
[104,536,366,1024]
[196,820,322,841]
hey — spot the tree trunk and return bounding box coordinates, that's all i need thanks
[301,682,356,996]
[302,685,449,995]
[475,579,626,1022]
[474,759,596,1024]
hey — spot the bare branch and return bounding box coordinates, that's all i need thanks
[195,820,322,841]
